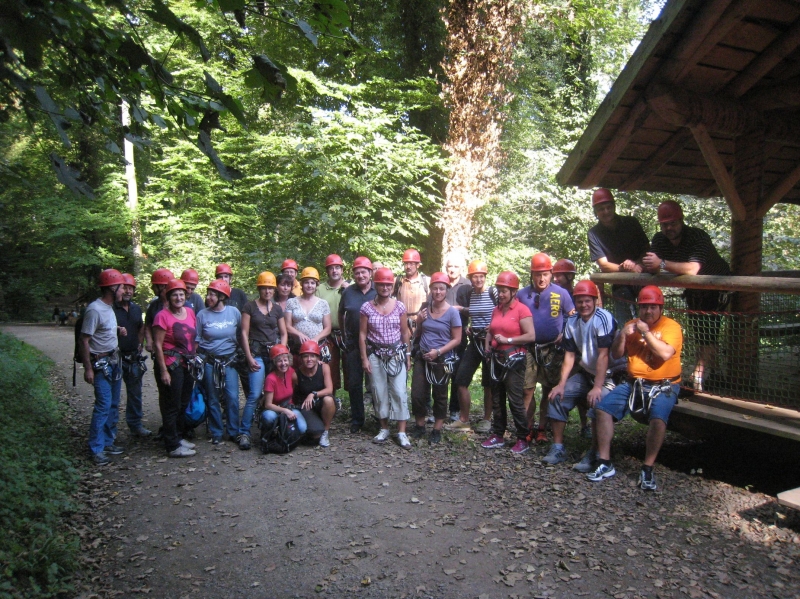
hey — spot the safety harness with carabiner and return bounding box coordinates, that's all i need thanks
[367,341,408,377]
[489,348,526,382]
[424,355,460,386]
[627,376,679,417]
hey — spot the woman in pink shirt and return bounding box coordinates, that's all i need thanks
[261,344,307,434]
[481,271,536,454]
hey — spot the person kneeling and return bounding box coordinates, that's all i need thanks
[587,286,682,491]
[293,340,337,447]
[260,344,308,450]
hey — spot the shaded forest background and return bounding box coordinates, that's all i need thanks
[2,0,799,319]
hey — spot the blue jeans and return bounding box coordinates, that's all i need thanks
[260,408,307,434]
[88,361,122,454]
[596,381,679,424]
[204,362,240,439]
[122,359,145,430]
[548,370,613,422]
[242,356,270,435]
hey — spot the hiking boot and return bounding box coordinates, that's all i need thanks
[444,419,470,431]
[638,468,658,491]
[580,424,592,439]
[534,429,548,444]
[475,419,491,433]
[428,429,442,444]
[397,432,412,450]
[130,426,152,437]
[179,439,196,450]
[238,434,251,450]
[410,424,426,440]
[318,431,330,448]
[373,429,390,444]
[587,462,616,482]
[169,445,196,458]
[542,445,567,465]
[104,444,124,455]
[92,452,110,466]
[572,449,597,473]
[349,422,362,434]
[481,434,505,449]
[510,439,529,455]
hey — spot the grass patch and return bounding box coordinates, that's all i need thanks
[0,333,80,598]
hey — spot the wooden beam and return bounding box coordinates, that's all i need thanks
[588,272,800,295]
[619,128,693,190]
[778,487,800,510]
[690,123,748,220]
[742,76,800,111]
[672,402,800,442]
[759,160,800,217]
[579,100,649,188]
[724,17,800,98]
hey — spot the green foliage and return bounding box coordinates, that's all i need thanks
[0,334,80,598]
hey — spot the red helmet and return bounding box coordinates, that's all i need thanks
[467,260,488,277]
[402,248,421,263]
[180,268,199,285]
[207,279,231,298]
[429,272,450,288]
[657,200,683,223]
[592,188,614,206]
[99,269,124,288]
[495,271,520,290]
[269,344,291,359]
[281,259,299,272]
[530,253,553,272]
[352,256,373,271]
[553,259,576,274]
[373,267,395,285]
[325,254,344,268]
[121,273,136,287]
[638,285,664,305]
[151,268,174,286]
[165,278,187,296]
[299,340,321,356]
[573,280,599,298]
[215,263,233,276]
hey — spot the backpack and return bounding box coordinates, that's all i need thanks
[72,315,85,387]
[260,412,303,454]
[184,385,208,429]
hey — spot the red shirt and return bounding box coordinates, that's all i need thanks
[488,299,532,352]
[265,367,295,406]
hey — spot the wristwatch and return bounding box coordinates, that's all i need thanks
[508,337,513,344]
[660,259,667,271]
[312,391,318,400]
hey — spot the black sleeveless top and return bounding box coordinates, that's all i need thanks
[293,365,324,404]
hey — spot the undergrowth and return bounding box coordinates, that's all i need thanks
[0,333,80,598]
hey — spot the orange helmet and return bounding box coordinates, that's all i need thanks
[269,344,291,359]
[180,268,199,285]
[121,273,136,287]
[373,267,395,285]
[352,256,373,271]
[151,268,174,286]
[429,272,450,288]
[281,259,299,272]
[325,254,344,268]
[256,271,277,287]
[165,278,187,296]
[530,253,553,272]
[495,271,520,290]
[573,280,599,298]
[99,269,124,288]
[553,259,576,274]
[299,340,321,356]
[657,200,683,223]
[402,248,421,263]
[300,267,320,282]
[215,263,233,276]
[638,285,664,305]
[207,279,231,298]
[467,260,488,277]
[592,188,614,206]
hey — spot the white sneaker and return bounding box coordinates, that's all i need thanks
[397,432,412,450]
[319,431,330,448]
[169,445,196,458]
[179,439,196,450]
[373,429,390,444]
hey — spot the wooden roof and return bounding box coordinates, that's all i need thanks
[557,0,800,208]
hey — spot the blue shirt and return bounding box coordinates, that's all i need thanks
[517,283,574,344]
[195,305,241,356]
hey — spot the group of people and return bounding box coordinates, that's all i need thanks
[79,190,730,491]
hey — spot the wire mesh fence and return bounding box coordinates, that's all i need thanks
[605,287,800,409]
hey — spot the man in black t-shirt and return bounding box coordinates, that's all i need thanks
[115,273,150,437]
[587,188,650,327]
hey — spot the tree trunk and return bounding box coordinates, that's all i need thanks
[121,100,142,277]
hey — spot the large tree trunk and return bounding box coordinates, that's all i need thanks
[438,0,524,262]
[121,100,142,277]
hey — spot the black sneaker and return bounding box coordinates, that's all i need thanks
[238,434,251,450]
[428,429,442,444]
[211,437,221,445]
[638,468,658,491]
[130,426,152,437]
[349,423,362,434]
[104,444,124,455]
[410,424,426,440]
[92,452,110,466]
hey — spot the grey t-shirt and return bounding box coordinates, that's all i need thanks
[195,305,241,356]
[81,298,119,354]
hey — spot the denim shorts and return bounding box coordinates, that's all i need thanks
[595,381,679,424]
[548,370,613,423]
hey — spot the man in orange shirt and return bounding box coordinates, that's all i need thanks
[587,286,682,491]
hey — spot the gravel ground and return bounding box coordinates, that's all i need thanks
[3,324,799,599]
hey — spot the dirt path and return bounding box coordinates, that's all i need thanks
[3,324,799,599]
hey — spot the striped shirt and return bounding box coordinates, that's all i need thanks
[650,226,731,276]
[361,300,407,346]
[562,308,623,375]
[468,290,496,330]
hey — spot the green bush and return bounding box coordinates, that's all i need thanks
[0,333,80,598]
